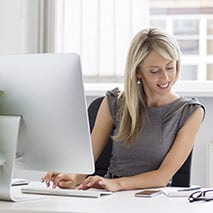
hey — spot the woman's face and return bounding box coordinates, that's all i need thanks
[137,50,177,98]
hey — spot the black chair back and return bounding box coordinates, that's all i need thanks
[88,97,112,177]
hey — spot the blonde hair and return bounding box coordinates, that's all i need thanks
[114,28,181,144]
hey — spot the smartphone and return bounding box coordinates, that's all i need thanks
[135,189,161,198]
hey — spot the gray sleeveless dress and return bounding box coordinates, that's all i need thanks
[105,88,205,178]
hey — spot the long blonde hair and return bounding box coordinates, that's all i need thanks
[114,28,181,144]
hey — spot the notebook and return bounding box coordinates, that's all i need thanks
[160,186,201,197]
[21,185,112,198]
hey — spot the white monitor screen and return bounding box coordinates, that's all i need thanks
[0,53,94,175]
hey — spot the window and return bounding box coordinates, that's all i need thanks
[53,0,213,85]
[150,0,213,81]
[55,0,149,83]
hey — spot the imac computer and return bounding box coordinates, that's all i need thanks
[0,53,94,201]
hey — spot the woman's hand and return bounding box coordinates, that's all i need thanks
[78,175,121,192]
[41,172,85,189]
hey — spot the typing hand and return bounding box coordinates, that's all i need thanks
[78,175,119,192]
[41,172,77,189]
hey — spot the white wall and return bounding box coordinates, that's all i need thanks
[0,0,39,54]
[0,0,24,53]
[191,97,213,187]
[1,0,213,187]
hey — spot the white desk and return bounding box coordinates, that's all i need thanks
[0,185,213,213]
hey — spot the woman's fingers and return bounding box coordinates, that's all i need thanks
[78,175,119,192]
[78,175,104,189]
[51,173,73,188]
[41,172,76,188]
[41,171,59,187]
[57,180,76,189]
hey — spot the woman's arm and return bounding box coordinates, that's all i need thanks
[79,106,204,191]
[91,97,114,162]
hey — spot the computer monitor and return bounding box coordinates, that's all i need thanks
[0,53,94,175]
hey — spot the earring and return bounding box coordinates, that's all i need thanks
[137,79,141,85]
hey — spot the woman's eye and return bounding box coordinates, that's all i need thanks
[167,67,174,70]
[150,69,159,73]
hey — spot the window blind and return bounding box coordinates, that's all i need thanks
[55,0,149,82]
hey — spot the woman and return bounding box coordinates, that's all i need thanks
[42,28,205,192]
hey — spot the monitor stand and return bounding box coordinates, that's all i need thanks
[0,115,21,201]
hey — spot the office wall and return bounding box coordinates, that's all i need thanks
[190,97,213,187]
[0,0,39,54]
[0,0,25,54]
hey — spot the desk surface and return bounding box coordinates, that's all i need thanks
[0,183,213,213]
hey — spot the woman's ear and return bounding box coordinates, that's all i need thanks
[136,66,142,79]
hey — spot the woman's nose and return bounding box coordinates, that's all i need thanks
[160,70,169,81]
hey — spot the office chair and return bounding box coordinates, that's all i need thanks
[88,96,192,187]
[88,97,113,177]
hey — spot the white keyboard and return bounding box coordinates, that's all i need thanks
[21,186,112,198]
